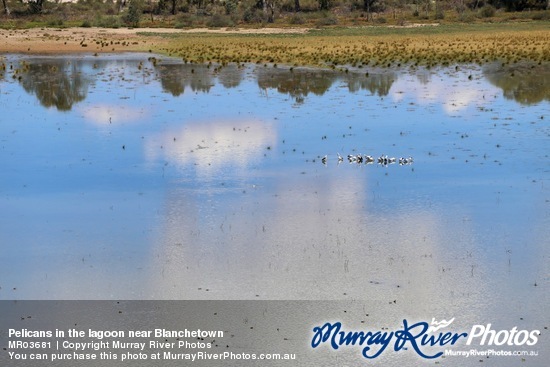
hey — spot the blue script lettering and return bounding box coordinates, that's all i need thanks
[422,330,467,347]
[394,320,440,358]
[311,322,392,358]
[311,319,468,360]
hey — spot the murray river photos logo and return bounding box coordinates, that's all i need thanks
[311,318,540,360]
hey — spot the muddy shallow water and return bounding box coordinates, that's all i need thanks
[0,54,548,329]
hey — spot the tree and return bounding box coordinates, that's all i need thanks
[363,0,385,20]
[499,0,547,10]
[259,0,278,22]
[28,0,45,13]
[169,0,180,15]
[157,64,213,96]
[117,0,127,13]
[19,60,89,111]
[420,0,431,17]
[484,66,550,105]
[450,0,466,14]
[319,0,330,10]
[2,0,10,16]
[364,0,375,20]
[265,0,277,22]
[387,0,406,19]
[345,73,396,97]
[124,0,144,27]
[257,68,336,104]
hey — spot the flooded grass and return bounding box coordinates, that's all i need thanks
[145,23,550,67]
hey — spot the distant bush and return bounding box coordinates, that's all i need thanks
[95,15,122,28]
[531,10,550,20]
[206,14,234,27]
[242,6,266,23]
[341,0,363,12]
[281,0,319,12]
[288,13,305,24]
[318,0,330,10]
[174,13,198,28]
[280,0,295,12]
[315,14,337,26]
[479,4,495,18]
[308,0,324,11]
[81,19,92,27]
[225,0,238,15]
[458,10,475,22]
[47,18,64,27]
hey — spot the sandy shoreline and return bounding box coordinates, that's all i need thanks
[0,24,439,54]
[0,27,309,54]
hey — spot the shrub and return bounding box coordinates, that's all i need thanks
[458,10,475,22]
[225,0,238,15]
[47,18,64,27]
[315,14,337,26]
[479,4,495,18]
[342,0,363,12]
[174,13,197,28]
[288,13,305,24]
[95,15,122,28]
[242,7,265,23]
[531,10,549,20]
[206,14,234,27]
[318,0,330,10]
[299,0,320,12]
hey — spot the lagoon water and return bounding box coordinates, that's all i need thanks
[0,54,548,339]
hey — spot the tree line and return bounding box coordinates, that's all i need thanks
[1,0,549,24]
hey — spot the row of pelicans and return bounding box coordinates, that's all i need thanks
[321,153,414,166]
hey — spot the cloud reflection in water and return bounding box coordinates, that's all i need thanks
[144,119,277,179]
[391,70,500,115]
[79,104,148,126]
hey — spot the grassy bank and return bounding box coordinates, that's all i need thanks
[0,22,548,69]
[142,22,550,68]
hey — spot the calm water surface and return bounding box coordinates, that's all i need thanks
[0,54,548,328]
